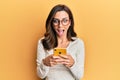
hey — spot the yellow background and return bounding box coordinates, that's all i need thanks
[0,0,120,80]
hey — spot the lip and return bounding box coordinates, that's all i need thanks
[56,29,65,36]
[57,29,64,32]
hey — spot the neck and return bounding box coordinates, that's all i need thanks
[57,36,70,48]
[57,36,68,43]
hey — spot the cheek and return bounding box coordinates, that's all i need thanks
[65,26,70,30]
[66,21,71,29]
[65,23,71,30]
[54,27,59,31]
[53,25,57,29]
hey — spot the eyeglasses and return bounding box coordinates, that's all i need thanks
[52,18,70,26]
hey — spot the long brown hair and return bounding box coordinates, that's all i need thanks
[42,4,77,50]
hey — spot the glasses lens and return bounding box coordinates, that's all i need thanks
[52,19,59,26]
[62,18,69,26]
[52,18,69,26]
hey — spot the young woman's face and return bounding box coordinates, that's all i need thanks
[52,11,71,37]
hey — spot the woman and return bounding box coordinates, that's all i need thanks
[36,4,85,80]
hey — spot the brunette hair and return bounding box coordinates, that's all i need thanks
[42,4,77,50]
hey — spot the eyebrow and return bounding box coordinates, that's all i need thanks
[53,17,69,20]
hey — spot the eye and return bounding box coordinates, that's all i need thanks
[63,19,69,23]
[53,19,59,23]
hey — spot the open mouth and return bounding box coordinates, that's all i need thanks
[56,29,65,36]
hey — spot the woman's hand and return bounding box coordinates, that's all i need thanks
[43,54,74,67]
[42,54,61,67]
[55,54,75,68]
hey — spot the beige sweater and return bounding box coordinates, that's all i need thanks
[36,37,85,80]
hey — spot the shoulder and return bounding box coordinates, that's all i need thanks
[37,37,45,47]
[72,37,84,45]
[38,37,44,43]
[70,37,85,48]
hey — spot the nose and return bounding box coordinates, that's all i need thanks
[58,21,62,28]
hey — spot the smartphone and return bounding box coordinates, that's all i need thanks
[53,48,66,56]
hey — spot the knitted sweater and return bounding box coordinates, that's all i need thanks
[36,37,85,80]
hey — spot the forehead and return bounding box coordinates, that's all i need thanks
[54,11,69,19]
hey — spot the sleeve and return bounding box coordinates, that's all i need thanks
[70,39,85,80]
[36,39,50,79]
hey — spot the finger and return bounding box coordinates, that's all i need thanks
[64,63,71,68]
[54,58,64,63]
[50,62,54,66]
[59,54,68,59]
[50,60,57,66]
[53,55,61,59]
